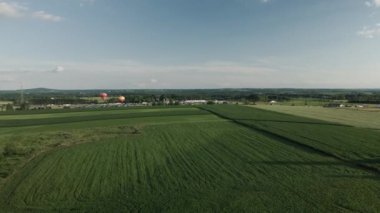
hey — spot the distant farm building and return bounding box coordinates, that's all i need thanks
[29,105,49,110]
[269,100,277,105]
[213,100,228,104]
[182,100,207,105]
[324,103,345,108]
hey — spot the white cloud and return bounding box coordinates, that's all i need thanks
[261,0,270,3]
[50,66,65,73]
[365,0,380,7]
[0,2,26,18]
[0,1,63,22]
[0,65,65,74]
[357,23,380,38]
[33,11,63,22]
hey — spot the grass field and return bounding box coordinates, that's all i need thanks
[0,105,380,211]
[253,105,380,130]
[0,107,214,184]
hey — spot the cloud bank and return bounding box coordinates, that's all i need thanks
[0,1,25,18]
[365,0,380,7]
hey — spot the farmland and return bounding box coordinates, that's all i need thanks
[203,105,380,170]
[0,105,380,212]
[253,105,380,130]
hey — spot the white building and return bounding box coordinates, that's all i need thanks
[269,100,277,105]
[182,100,207,105]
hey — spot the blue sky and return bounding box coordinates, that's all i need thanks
[0,0,379,89]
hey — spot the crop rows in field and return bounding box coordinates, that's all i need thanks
[0,107,215,188]
[1,120,380,212]
[1,105,380,212]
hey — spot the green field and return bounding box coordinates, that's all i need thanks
[253,105,380,130]
[258,98,331,106]
[0,106,379,212]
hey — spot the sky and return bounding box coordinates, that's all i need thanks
[0,0,380,89]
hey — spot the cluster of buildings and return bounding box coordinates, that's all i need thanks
[22,99,229,110]
[323,103,370,108]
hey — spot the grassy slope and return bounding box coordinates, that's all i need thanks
[253,105,380,130]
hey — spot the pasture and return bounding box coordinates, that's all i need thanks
[0,105,379,212]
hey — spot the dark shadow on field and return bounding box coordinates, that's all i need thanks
[199,107,380,177]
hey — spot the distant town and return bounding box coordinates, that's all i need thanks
[1,88,379,112]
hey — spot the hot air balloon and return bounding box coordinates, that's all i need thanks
[118,96,126,103]
[99,93,108,101]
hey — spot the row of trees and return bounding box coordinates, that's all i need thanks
[2,90,379,111]
[29,98,98,105]
[345,94,380,104]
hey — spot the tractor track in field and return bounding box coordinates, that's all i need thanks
[200,107,380,177]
